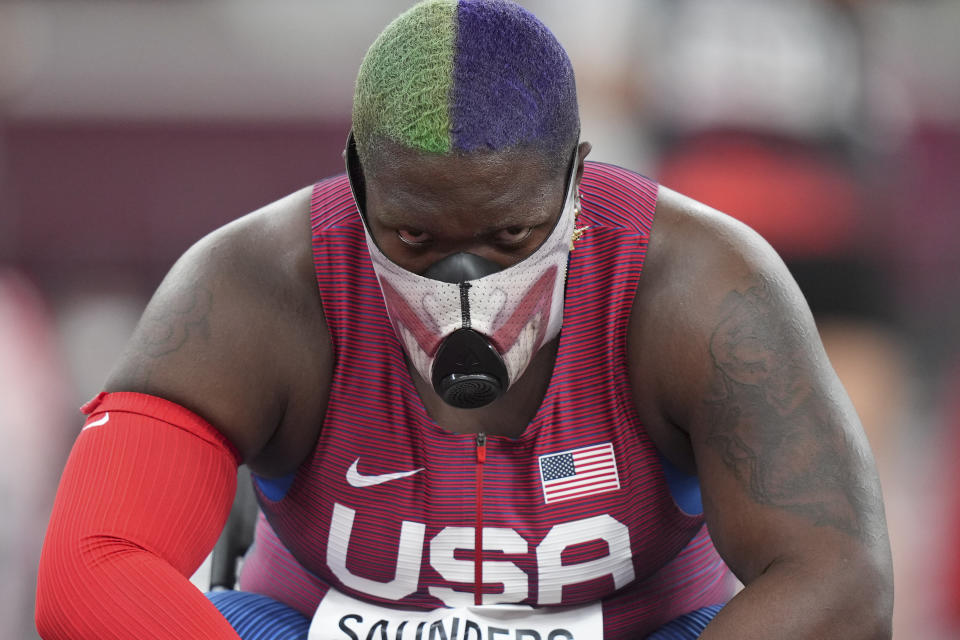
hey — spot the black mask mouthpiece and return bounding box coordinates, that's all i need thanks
[432,329,508,409]
[424,253,509,409]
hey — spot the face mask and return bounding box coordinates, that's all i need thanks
[345,133,581,409]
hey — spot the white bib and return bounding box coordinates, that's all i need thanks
[308,587,603,640]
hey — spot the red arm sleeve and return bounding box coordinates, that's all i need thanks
[36,392,244,639]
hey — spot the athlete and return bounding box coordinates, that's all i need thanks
[36,1,893,639]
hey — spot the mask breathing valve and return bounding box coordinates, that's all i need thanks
[424,253,509,409]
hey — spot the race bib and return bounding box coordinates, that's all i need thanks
[309,588,603,640]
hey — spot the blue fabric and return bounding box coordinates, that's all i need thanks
[646,604,725,639]
[658,454,703,516]
[207,591,309,640]
[253,472,296,502]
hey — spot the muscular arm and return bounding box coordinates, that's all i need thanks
[37,188,331,638]
[630,188,893,638]
[107,186,330,473]
[702,275,878,541]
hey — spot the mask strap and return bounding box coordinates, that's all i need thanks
[344,130,368,217]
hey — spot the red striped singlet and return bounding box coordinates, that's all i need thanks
[239,162,734,639]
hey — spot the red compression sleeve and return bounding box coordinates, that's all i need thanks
[36,392,243,640]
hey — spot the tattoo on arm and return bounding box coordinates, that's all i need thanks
[140,285,213,357]
[126,285,213,387]
[704,276,878,539]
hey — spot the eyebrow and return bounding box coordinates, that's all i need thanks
[372,201,552,229]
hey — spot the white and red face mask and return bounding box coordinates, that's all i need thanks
[347,134,580,408]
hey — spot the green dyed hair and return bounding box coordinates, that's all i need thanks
[353,0,457,158]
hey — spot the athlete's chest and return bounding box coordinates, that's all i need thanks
[259,406,702,611]
[284,174,697,608]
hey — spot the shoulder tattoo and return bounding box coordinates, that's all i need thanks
[704,276,880,540]
[140,284,213,357]
[125,284,214,386]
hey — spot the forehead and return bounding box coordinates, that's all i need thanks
[363,144,565,228]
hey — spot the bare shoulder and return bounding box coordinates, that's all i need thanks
[629,185,889,580]
[628,186,806,467]
[633,185,797,318]
[106,186,332,475]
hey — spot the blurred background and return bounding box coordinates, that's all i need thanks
[1,1,958,638]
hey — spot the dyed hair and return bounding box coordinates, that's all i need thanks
[352,0,579,170]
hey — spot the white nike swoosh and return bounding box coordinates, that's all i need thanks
[346,458,424,488]
[82,412,110,431]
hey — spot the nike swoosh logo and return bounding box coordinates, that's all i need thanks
[346,458,424,488]
[82,413,110,431]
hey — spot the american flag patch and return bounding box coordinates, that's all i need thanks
[538,443,620,504]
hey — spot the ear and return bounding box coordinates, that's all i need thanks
[574,141,593,189]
